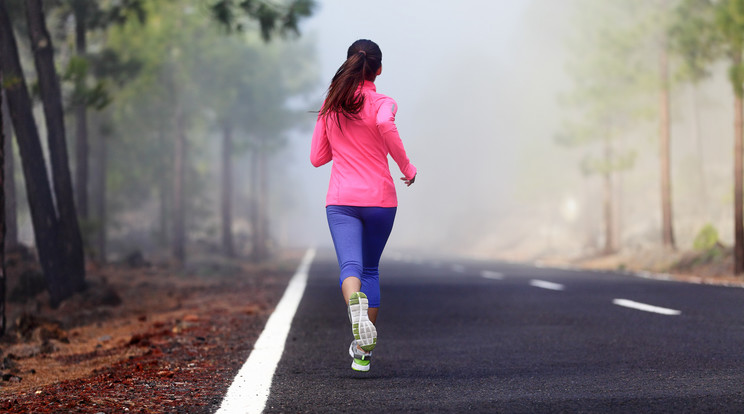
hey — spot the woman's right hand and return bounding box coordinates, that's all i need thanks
[401,174,416,187]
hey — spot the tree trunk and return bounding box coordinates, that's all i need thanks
[250,148,264,261]
[93,116,107,263]
[26,0,86,291]
[602,136,615,255]
[0,0,68,307]
[258,149,269,258]
[734,78,744,275]
[221,122,234,258]
[1,90,15,249]
[582,175,596,252]
[73,6,89,219]
[659,47,675,249]
[157,125,168,247]
[0,72,6,336]
[172,104,186,265]
[690,84,708,215]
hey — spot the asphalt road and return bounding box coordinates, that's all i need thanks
[263,250,744,413]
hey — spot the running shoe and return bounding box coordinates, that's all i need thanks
[349,340,372,372]
[348,292,377,351]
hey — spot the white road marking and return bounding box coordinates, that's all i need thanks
[529,279,565,291]
[217,248,316,414]
[481,270,504,280]
[612,299,681,316]
[452,264,466,273]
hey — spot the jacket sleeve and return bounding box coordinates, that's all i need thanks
[376,98,417,180]
[310,113,332,167]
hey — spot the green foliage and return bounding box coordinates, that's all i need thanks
[669,0,720,83]
[712,0,744,96]
[692,223,724,263]
[558,1,660,178]
[693,223,720,251]
[209,0,316,40]
[62,57,112,110]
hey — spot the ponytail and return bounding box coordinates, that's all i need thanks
[320,39,382,126]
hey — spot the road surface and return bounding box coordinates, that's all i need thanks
[261,250,744,413]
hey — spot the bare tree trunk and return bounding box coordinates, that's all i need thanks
[250,147,267,261]
[157,125,168,247]
[734,81,744,275]
[0,72,6,336]
[582,175,596,252]
[602,136,615,255]
[26,0,86,291]
[1,90,15,249]
[690,84,709,215]
[659,47,675,249]
[73,6,89,219]
[221,122,234,257]
[172,104,186,265]
[258,149,269,258]
[250,148,259,260]
[0,0,68,307]
[93,116,107,263]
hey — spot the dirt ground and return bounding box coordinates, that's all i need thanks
[561,246,744,288]
[0,247,302,413]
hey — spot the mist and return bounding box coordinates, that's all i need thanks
[287,0,533,254]
[285,0,739,262]
[5,0,738,265]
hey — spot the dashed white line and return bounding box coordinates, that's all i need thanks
[481,270,504,280]
[217,248,316,414]
[529,279,565,291]
[612,299,681,316]
[452,264,466,273]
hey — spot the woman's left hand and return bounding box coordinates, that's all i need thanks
[401,174,416,187]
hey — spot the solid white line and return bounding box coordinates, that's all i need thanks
[613,298,681,316]
[217,248,316,414]
[481,270,504,280]
[529,279,565,291]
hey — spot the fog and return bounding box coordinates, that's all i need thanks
[287,0,535,255]
[8,0,736,263]
[283,0,738,261]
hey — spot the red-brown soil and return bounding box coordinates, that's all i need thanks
[0,248,301,413]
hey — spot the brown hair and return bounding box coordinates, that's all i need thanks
[320,39,382,125]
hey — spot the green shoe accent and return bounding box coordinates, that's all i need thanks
[351,357,371,371]
[349,291,366,305]
[359,339,376,352]
[348,291,376,352]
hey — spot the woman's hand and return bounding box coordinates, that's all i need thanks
[401,174,416,187]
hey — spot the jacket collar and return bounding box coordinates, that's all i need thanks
[360,81,376,92]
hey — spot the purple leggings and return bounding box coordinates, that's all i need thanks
[326,205,397,308]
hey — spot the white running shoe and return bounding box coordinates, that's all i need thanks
[349,340,372,372]
[348,292,377,352]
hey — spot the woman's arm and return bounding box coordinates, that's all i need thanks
[377,99,417,180]
[310,114,332,167]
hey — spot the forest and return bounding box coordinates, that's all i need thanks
[545,0,744,274]
[0,0,316,333]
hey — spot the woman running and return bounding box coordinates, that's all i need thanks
[310,39,417,372]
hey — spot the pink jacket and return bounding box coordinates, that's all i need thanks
[311,82,417,207]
